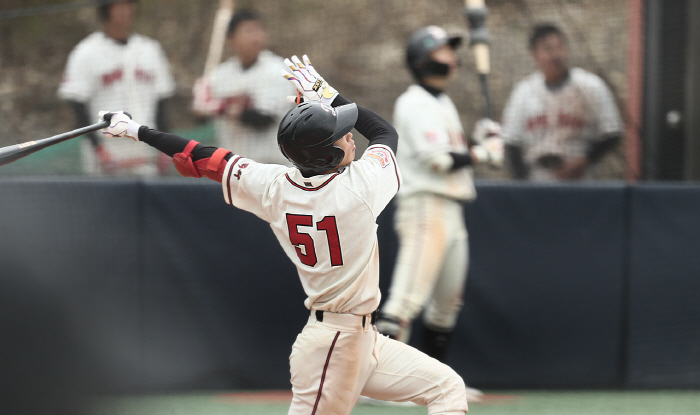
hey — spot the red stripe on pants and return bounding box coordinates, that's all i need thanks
[311,331,341,415]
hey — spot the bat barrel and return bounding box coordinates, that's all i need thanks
[0,120,109,168]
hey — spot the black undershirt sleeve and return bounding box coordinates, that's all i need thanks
[140,94,401,163]
[69,101,102,148]
[505,144,529,179]
[331,95,398,154]
[155,99,170,132]
[137,126,232,162]
[449,152,473,170]
[586,134,621,164]
[239,108,275,130]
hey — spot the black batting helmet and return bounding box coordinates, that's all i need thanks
[406,25,462,80]
[278,101,358,175]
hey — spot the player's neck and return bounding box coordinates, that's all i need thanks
[419,77,447,93]
[238,54,259,70]
[544,69,570,88]
[419,82,444,98]
[103,24,131,44]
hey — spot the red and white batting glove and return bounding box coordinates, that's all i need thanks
[99,111,142,141]
[281,54,338,105]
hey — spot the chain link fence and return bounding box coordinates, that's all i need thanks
[0,0,630,179]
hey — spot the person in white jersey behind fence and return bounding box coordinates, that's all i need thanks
[192,9,295,165]
[374,26,502,401]
[98,54,470,414]
[58,0,175,176]
[501,23,624,181]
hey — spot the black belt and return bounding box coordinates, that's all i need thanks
[315,309,378,327]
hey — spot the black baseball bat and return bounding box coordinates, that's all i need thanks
[0,119,110,168]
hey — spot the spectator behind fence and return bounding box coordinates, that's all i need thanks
[501,23,623,181]
[192,9,294,165]
[58,0,175,176]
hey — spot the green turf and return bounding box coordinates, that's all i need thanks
[91,390,700,415]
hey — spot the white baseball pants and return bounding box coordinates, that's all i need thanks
[382,193,469,337]
[287,310,469,415]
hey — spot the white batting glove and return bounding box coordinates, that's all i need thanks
[471,118,504,167]
[471,118,501,144]
[281,54,338,105]
[99,111,141,141]
[472,138,504,167]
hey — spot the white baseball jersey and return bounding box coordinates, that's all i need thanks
[393,85,476,201]
[58,32,175,175]
[210,50,295,165]
[221,145,401,316]
[501,67,623,181]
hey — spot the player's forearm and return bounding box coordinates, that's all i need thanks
[449,152,473,170]
[586,133,621,164]
[137,126,231,162]
[239,108,275,129]
[505,144,529,179]
[69,101,101,148]
[155,99,170,132]
[332,95,399,153]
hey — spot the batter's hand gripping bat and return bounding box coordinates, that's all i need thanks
[464,0,493,119]
[0,116,112,168]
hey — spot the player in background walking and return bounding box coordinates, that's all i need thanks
[374,26,502,400]
[192,9,294,165]
[501,23,624,181]
[58,0,175,176]
[98,54,471,415]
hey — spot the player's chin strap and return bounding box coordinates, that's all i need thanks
[173,140,232,183]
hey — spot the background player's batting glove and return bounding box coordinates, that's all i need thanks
[472,139,505,167]
[99,111,141,141]
[471,118,502,144]
[471,118,504,167]
[281,54,338,105]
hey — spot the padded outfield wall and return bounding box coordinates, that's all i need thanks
[1,179,699,392]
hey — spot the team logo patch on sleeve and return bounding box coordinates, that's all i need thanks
[425,131,440,143]
[366,148,392,168]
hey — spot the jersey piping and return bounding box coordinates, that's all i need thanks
[284,171,342,191]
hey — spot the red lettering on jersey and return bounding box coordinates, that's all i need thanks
[134,68,154,83]
[232,162,248,180]
[557,112,585,129]
[526,114,547,131]
[101,68,123,87]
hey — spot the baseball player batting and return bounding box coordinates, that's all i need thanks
[375,26,501,401]
[99,54,471,414]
